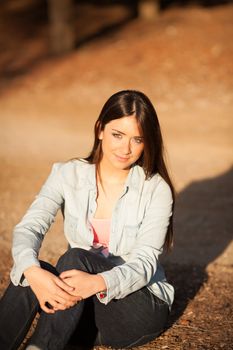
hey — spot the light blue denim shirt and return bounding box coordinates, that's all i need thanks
[10,159,174,307]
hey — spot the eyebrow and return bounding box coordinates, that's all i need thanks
[111,128,144,139]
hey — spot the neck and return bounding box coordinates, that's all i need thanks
[98,159,130,184]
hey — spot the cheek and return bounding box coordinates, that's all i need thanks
[134,144,144,157]
[102,137,115,153]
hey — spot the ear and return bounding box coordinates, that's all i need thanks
[99,130,103,140]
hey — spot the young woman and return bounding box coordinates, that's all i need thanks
[0,90,175,350]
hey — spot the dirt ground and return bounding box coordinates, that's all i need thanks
[0,1,233,349]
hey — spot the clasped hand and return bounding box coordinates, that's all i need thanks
[24,266,106,314]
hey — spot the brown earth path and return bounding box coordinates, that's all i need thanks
[0,2,232,349]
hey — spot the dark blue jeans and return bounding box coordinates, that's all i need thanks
[0,248,169,350]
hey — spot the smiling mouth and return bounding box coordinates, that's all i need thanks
[115,155,130,162]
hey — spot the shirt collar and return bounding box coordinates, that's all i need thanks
[79,162,144,190]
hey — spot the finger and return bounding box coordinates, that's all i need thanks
[62,296,83,308]
[68,297,83,308]
[54,276,75,293]
[73,296,83,304]
[52,303,68,311]
[54,295,75,308]
[60,269,77,279]
[55,288,78,302]
[48,299,67,311]
[41,302,55,314]
[54,303,67,311]
[49,298,72,311]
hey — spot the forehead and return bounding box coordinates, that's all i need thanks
[106,115,142,135]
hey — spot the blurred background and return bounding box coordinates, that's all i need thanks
[0,1,232,349]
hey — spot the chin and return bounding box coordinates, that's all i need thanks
[106,155,136,170]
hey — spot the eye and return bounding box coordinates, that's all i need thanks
[133,137,144,144]
[112,133,122,139]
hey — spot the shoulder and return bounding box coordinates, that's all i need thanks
[149,173,171,191]
[48,159,94,187]
[132,166,173,205]
[132,166,172,194]
[148,175,173,208]
[52,158,92,173]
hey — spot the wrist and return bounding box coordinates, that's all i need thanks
[93,274,106,294]
[24,265,41,278]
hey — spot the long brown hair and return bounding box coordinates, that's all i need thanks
[85,90,175,251]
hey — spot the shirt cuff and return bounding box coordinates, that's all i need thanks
[96,272,111,304]
[96,269,122,304]
[96,290,108,303]
[10,256,41,286]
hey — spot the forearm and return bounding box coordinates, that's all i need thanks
[59,270,107,299]
[24,265,42,279]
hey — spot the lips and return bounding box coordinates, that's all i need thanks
[115,154,130,162]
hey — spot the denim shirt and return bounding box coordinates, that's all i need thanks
[10,159,174,307]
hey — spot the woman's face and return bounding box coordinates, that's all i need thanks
[99,115,144,171]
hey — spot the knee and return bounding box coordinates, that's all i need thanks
[56,248,90,272]
[40,260,59,276]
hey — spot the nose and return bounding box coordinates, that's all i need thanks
[121,139,131,155]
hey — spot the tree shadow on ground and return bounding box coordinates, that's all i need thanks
[0,0,136,93]
[1,0,232,94]
[162,166,233,328]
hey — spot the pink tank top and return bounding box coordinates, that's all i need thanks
[91,218,111,248]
